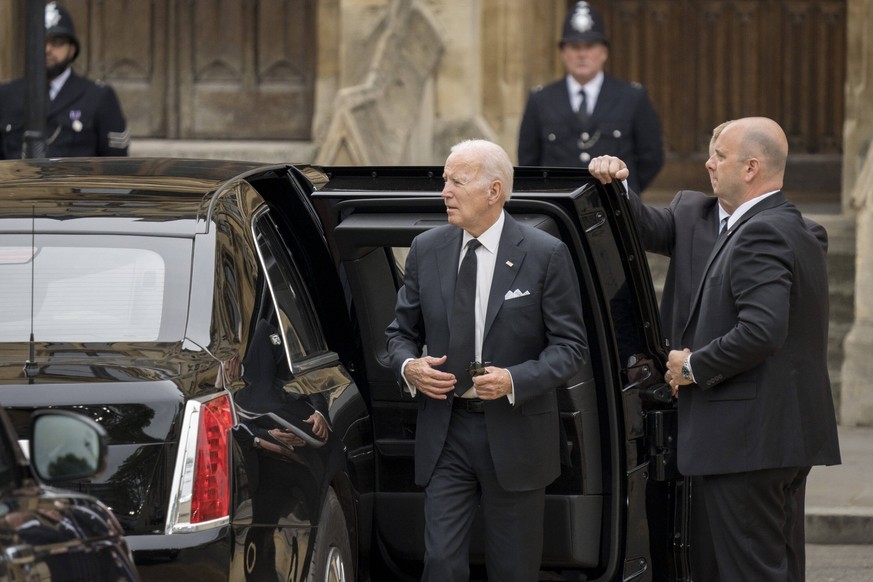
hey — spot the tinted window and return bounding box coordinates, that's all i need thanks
[0,234,192,342]
[253,213,328,365]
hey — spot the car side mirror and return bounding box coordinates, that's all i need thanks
[29,410,108,483]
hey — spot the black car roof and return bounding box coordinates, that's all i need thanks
[0,157,274,190]
[0,157,306,236]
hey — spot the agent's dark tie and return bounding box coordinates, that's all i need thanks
[718,217,729,238]
[446,239,481,395]
[577,90,589,125]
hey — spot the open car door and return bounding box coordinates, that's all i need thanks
[308,166,689,581]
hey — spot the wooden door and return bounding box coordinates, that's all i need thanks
[62,0,315,140]
[177,0,315,139]
[585,0,846,198]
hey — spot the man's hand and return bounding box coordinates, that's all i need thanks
[473,366,512,400]
[305,413,329,441]
[588,155,630,184]
[666,348,692,396]
[405,355,456,400]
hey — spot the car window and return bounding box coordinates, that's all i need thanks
[252,212,328,366]
[0,234,192,342]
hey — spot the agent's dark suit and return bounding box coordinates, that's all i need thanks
[518,74,663,193]
[0,71,129,159]
[678,192,840,473]
[386,211,587,579]
[626,189,828,348]
[626,188,837,579]
[674,192,840,580]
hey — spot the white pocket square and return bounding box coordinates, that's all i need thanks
[504,289,531,300]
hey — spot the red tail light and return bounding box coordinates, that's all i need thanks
[190,394,233,524]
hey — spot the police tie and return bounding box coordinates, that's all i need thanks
[577,90,589,126]
[446,239,481,395]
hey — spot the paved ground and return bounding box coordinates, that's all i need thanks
[807,544,873,581]
[806,425,873,544]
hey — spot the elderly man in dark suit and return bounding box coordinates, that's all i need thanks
[386,139,588,581]
[590,117,841,581]
[518,1,663,194]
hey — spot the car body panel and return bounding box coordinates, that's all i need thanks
[0,158,372,581]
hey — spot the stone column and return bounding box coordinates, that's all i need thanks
[315,0,443,165]
[840,0,873,425]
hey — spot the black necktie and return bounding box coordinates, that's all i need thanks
[718,217,729,238]
[577,90,589,125]
[446,239,481,395]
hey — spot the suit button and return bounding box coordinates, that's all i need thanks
[613,130,622,138]
[581,132,590,140]
[548,133,556,141]
[579,152,591,162]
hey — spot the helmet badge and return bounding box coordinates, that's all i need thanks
[570,2,594,34]
[45,2,62,29]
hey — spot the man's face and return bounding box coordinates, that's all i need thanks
[560,41,608,85]
[45,35,76,78]
[442,153,493,236]
[705,126,745,209]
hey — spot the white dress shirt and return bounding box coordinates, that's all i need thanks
[49,67,71,101]
[567,71,604,116]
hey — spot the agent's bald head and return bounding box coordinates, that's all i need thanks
[725,117,789,186]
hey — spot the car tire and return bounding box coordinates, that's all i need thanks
[308,487,351,582]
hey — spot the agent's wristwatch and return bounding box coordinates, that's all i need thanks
[681,355,693,382]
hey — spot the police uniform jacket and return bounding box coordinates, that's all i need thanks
[0,71,129,159]
[518,74,663,193]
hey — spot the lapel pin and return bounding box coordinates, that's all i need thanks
[505,261,514,268]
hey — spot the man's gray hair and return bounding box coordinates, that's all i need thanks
[450,139,514,201]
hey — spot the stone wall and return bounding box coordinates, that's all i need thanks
[840,0,873,426]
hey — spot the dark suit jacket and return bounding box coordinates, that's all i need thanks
[626,189,828,349]
[672,193,840,475]
[386,212,588,491]
[0,71,128,159]
[518,74,664,193]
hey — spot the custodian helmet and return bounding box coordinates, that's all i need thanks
[560,1,609,47]
[45,2,80,62]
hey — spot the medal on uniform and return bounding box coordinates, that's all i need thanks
[70,110,83,132]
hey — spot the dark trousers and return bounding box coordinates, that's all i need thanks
[691,467,810,582]
[421,409,546,582]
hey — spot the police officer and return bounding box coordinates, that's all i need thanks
[0,2,129,159]
[518,1,663,194]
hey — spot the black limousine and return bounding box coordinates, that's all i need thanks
[0,158,684,581]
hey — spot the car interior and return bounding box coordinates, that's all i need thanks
[326,196,630,576]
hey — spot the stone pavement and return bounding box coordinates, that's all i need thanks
[806,425,873,544]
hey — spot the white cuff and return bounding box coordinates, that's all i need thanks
[400,358,416,396]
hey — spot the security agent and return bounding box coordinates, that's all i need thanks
[518,1,663,194]
[0,2,129,159]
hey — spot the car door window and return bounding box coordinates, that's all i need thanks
[252,212,328,368]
